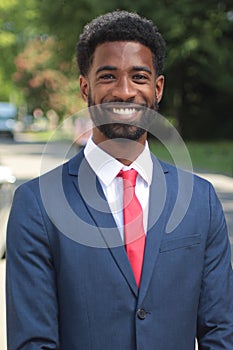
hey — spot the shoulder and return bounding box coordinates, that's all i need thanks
[153,155,213,190]
[152,156,221,217]
[15,149,85,195]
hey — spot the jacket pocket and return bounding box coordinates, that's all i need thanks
[159,234,201,253]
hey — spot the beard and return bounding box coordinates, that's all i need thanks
[88,93,159,141]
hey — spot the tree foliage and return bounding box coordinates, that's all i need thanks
[32,0,233,139]
[0,0,40,101]
[14,37,83,118]
[149,1,233,139]
[2,0,233,138]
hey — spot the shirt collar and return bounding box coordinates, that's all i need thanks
[84,137,153,187]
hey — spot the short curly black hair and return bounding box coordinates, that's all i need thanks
[77,10,166,77]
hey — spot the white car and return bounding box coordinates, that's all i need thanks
[0,166,15,258]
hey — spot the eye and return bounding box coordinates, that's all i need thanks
[132,74,149,83]
[98,73,115,80]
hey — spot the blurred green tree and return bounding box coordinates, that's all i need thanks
[0,0,40,102]
[147,1,233,139]
[4,0,233,138]
[13,36,84,118]
[32,0,233,139]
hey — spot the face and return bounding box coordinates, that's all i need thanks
[80,41,164,144]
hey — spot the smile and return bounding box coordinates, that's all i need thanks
[113,108,136,115]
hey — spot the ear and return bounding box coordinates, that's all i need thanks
[79,75,89,102]
[155,75,165,103]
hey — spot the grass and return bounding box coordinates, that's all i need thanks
[18,130,72,143]
[149,140,233,177]
[21,131,233,177]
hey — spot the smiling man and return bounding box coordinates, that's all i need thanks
[6,10,233,350]
[80,40,164,146]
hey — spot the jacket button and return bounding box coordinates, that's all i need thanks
[137,308,147,320]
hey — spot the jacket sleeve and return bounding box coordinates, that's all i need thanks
[6,183,59,349]
[197,183,233,349]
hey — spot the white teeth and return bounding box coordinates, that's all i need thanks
[113,108,136,115]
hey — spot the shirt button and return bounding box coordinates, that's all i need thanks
[137,308,147,320]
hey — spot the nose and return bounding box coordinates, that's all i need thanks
[111,76,136,101]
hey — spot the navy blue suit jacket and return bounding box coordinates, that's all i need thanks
[6,150,233,349]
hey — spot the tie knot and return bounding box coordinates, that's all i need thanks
[118,169,138,187]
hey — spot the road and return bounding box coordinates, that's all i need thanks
[0,135,77,184]
[0,135,232,349]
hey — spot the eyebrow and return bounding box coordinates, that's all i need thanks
[96,66,117,74]
[95,65,152,75]
[132,66,152,75]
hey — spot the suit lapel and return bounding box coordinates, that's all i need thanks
[69,153,138,297]
[138,155,169,304]
[68,151,171,300]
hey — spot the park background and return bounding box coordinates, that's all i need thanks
[0,0,233,175]
[0,3,232,349]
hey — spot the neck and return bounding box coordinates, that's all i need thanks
[92,128,147,166]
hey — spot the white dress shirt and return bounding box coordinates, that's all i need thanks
[84,138,153,242]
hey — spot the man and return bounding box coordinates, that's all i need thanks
[6,10,233,349]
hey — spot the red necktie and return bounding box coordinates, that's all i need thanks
[118,169,146,287]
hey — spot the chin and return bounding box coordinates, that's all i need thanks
[98,123,146,141]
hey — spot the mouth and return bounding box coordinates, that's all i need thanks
[112,107,137,115]
[100,103,144,122]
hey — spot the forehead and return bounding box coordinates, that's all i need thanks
[91,41,154,72]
